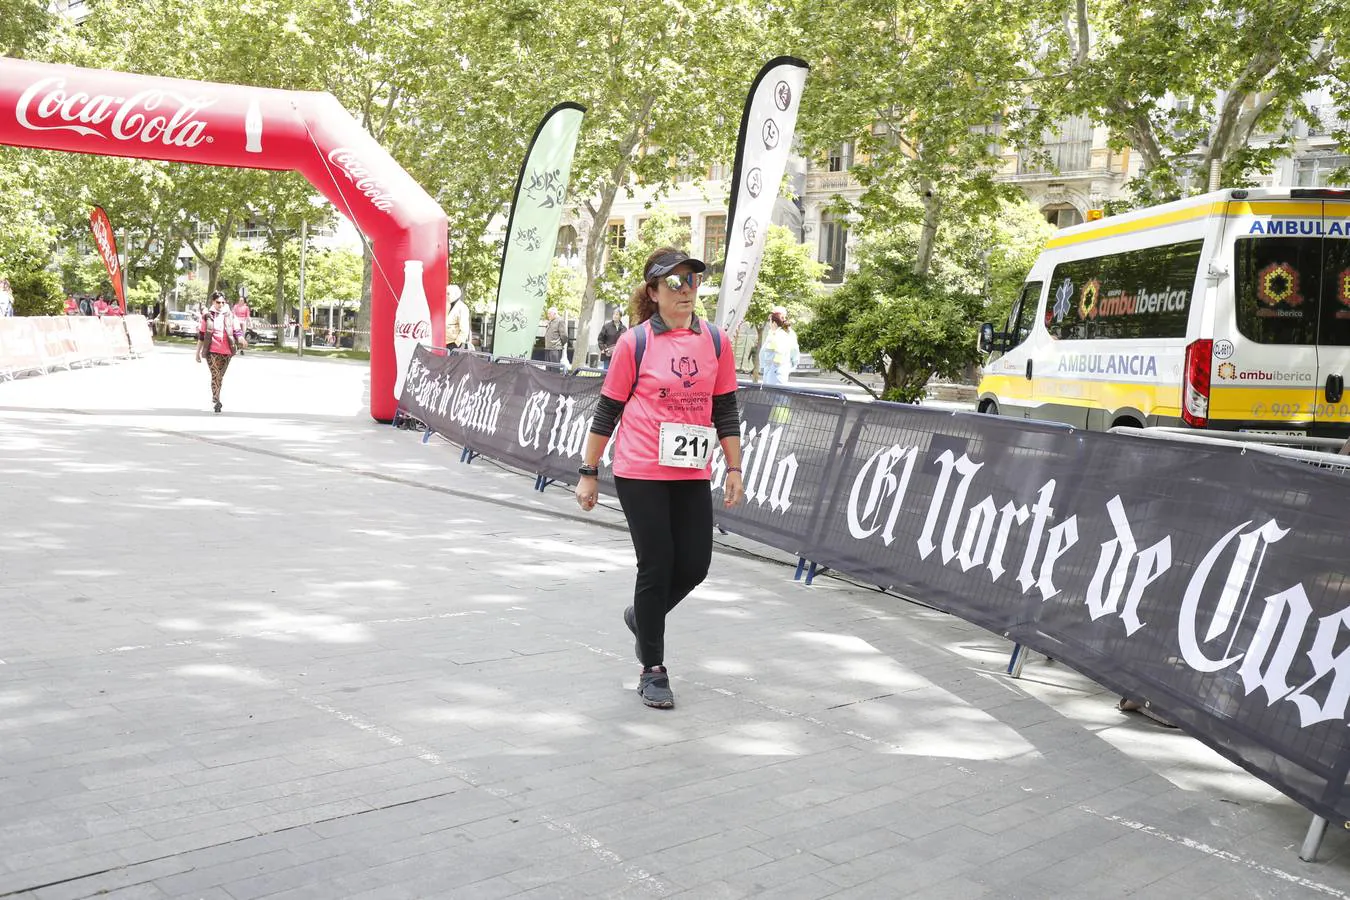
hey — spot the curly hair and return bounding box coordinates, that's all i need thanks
[628,246,686,325]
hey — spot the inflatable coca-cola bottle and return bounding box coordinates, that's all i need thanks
[393,260,432,400]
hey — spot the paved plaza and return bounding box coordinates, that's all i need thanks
[3,346,1350,899]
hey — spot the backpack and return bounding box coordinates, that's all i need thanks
[627,318,723,400]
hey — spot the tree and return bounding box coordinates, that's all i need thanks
[743,225,826,379]
[790,0,1055,278]
[1038,0,1347,201]
[801,198,1049,401]
[530,0,769,359]
[0,151,59,303]
[594,208,693,314]
[0,0,54,57]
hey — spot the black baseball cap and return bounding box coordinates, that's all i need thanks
[645,251,707,281]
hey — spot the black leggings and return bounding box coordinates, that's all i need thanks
[614,477,714,668]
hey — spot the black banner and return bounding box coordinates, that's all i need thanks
[400,345,1350,826]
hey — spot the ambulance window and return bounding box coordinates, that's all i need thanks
[1046,241,1200,340]
[1234,237,1320,345]
[1006,281,1041,347]
[1316,240,1350,346]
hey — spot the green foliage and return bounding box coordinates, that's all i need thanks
[219,242,363,315]
[547,265,584,317]
[1034,0,1346,203]
[747,226,826,326]
[126,276,161,312]
[595,209,693,312]
[802,253,980,403]
[9,268,63,317]
[801,199,1048,401]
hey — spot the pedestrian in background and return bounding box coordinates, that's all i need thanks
[759,305,800,385]
[574,247,746,709]
[446,287,472,350]
[195,290,245,413]
[597,307,626,370]
[543,306,566,364]
[232,289,251,327]
[0,279,13,317]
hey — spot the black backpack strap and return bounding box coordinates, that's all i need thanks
[627,322,648,401]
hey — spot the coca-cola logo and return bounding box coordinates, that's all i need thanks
[395,320,431,341]
[327,148,396,212]
[90,217,120,278]
[16,77,215,148]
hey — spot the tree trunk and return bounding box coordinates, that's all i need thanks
[576,181,621,364]
[273,241,287,337]
[356,242,373,352]
[750,324,765,382]
[205,211,235,297]
[913,179,942,278]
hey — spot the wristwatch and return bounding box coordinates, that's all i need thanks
[578,463,599,477]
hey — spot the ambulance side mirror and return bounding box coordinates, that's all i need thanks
[978,323,996,354]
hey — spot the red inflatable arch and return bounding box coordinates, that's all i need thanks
[0,57,446,422]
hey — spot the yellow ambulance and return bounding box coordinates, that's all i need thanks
[977,187,1350,436]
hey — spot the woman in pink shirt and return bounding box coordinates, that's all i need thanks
[575,248,745,709]
[195,291,245,413]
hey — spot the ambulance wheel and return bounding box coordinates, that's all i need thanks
[978,399,999,416]
[1111,416,1143,430]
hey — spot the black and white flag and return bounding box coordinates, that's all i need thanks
[716,56,809,338]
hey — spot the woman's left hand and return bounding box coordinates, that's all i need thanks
[723,471,745,508]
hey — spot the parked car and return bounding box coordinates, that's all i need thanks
[795,351,820,375]
[245,318,278,344]
[166,310,198,338]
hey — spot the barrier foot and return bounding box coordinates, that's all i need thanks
[804,563,830,586]
[537,476,556,493]
[460,447,480,465]
[421,428,436,445]
[1300,815,1328,862]
[794,557,807,582]
[1007,643,1029,678]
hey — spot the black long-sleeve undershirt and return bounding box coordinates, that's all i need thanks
[589,392,741,440]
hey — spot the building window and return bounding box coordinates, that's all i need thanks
[1295,155,1350,187]
[555,225,578,259]
[1021,116,1093,174]
[708,162,730,182]
[703,215,727,272]
[821,214,849,283]
[1043,205,1083,229]
[828,143,853,173]
[606,221,626,251]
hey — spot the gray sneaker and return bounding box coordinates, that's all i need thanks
[638,668,674,709]
[623,605,640,663]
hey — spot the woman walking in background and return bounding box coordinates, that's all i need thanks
[195,290,245,413]
[574,247,745,709]
[759,305,799,385]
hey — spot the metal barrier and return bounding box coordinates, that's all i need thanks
[1113,425,1350,861]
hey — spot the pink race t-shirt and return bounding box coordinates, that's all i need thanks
[199,311,237,355]
[601,317,738,481]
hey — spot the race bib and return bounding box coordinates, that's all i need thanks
[658,422,716,469]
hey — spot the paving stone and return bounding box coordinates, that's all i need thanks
[2,352,1348,900]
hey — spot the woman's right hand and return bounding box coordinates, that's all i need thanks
[575,475,598,512]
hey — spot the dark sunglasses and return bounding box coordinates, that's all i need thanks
[658,272,704,291]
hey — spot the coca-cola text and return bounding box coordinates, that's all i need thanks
[328,148,396,211]
[395,321,431,341]
[16,77,215,148]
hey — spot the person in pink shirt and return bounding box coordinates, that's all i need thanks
[195,290,245,413]
[575,248,745,709]
[93,297,109,317]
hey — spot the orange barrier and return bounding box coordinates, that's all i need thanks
[125,315,154,356]
[0,315,154,378]
[0,318,46,379]
[100,316,132,359]
[31,317,79,370]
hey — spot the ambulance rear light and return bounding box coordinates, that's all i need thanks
[1182,339,1212,428]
